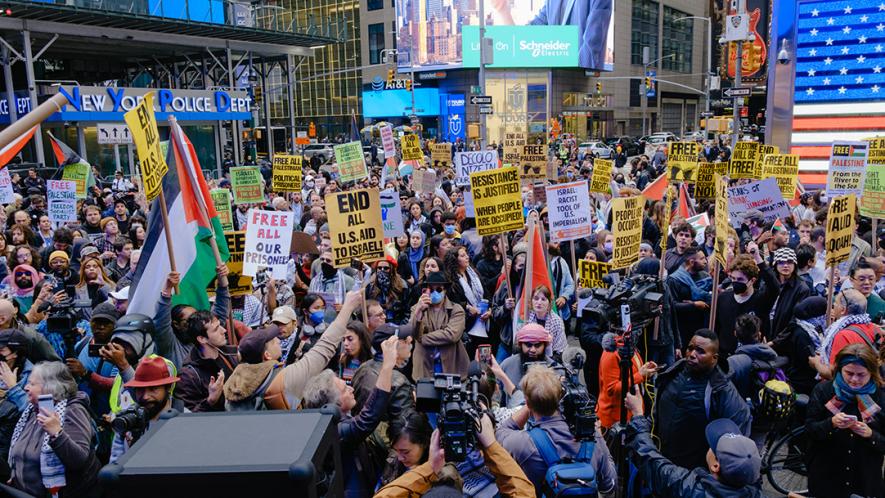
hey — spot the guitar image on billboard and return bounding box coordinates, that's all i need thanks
[725,0,767,80]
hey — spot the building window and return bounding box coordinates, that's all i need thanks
[663,7,693,72]
[631,0,658,65]
[367,0,383,10]
[368,23,385,64]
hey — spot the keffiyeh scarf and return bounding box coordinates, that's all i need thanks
[9,398,68,495]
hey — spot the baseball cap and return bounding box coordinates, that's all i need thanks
[238,325,282,364]
[110,286,130,301]
[705,419,761,487]
[79,245,99,260]
[0,329,29,353]
[124,355,179,388]
[271,306,297,325]
[371,323,414,350]
[92,302,121,323]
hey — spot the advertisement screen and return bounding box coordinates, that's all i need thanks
[362,88,441,118]
[395,0,615,71]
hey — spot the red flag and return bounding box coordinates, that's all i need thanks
[516,222,554,322]
[674,183,693,219]
[46,131,84,167]
[0,126,37,169]
[641,174,669,201]
[789,181,806,207]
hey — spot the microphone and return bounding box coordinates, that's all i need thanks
[562,346,586,370]
[600,333,619,353]
[467,360,483,402]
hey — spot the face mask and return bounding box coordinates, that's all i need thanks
[309,310,325,326]
[376,270,391,289]
[444,225,456,235]
[603,241,613,253]
[321,262,337,278]
[430,290,444,304]
[566,171,574,179]
[305,180,315,189]
[732,281,748,295]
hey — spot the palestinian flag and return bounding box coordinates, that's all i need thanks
[46,132,95,193]
[641,174,668,201]
[128,120,229,317]
[0,126,37,168]
[512,220,555,342]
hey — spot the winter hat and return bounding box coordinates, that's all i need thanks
[516,323,551,344]
[794,296,827,320]
[772,247,797,265]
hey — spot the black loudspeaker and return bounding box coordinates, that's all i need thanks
[99,409,342,497]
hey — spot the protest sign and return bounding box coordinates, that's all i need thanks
[826,194,856,267]
[503,131,525,164]
[827,141,869,197]
[519,144,548,182]
[546,180,592,242]
[412,169,437,193]
[533,183,547,205]
[431,143,452,166]
[860,138,885,218]
[380,189,405,238]
[380,124,396,158]
[726,177,791,228]
[694,161,717,200]
[243,209,295,278]
[470,166,524,236]
[757,144,779,178]
[326,188,386,267]
[401,134,423,161]
[230,166,264,204]
[124,92,168,201]
[610,195,644,270]
[47,180,78,223]
[271,154,302,192]
[761,153,799,199]
[714,174,729,267]
[335,141,368,183]
[0,169,14,205]
[590,159,612,194]
[62,162,89,199]
[660,186,675,252]
[454,150,498,186]
[667,141,699,183]
[210,189,234,231]
[578,260,611,289]
[207,232,252,297]
[463,188,475,217]
[728,142,758,179]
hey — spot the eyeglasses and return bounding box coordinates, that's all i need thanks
[14,271,29,277]
[377,266,391,273]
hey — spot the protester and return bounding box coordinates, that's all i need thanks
[223,325,285,411]
[380,411,432,488]
[407,271,467,379]
[713,250,779,359]
[767,247,812,349]
[498,323,559,407]
[814,288,885,376]
[597,332,657,429]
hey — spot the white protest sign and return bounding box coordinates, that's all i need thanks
[454,150,498,186]
[243,209,295,279]
[727,177,791,228]
[0,169,13,205]
[47,180,78,223]
[380,189,405,238]
[463,189,476,217]
[827,141,869,197]
[546,180,592,242]
[380,124,396,158]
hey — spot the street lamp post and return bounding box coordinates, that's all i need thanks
[643,52,676,136]
[674,16,713,118]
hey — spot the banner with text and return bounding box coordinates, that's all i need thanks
[546,180,592,242]
[470,166,524,236]
[380,124,396,158]
[728,142,759,179]
[578,260,611,289]
[401,134,423,161]
[243,209,295,278]
[123,92,168,201]
[826,194,856,267]
[62,162,89,199]
[727,177,790,228]
[454,150,498,186]
[827,141,868,198]
[610,195,645,269]
[207,231,252,297]
[667,141,699,183]
[861,137,885,218]
[761,153,799,199]
[590,159,612,194]
[271,154,303,192]
[380,189,405,238]
[210,188,234,231]
[714,174,730,267]
[519,144,548,182]
[327,188,385,267]
[335,141,368,183]
[431,143,452,167]
[0,169,13,205]
[47,180,78,223]
[230,166,264,204]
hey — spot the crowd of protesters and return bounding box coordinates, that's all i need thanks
[0,129,882,498]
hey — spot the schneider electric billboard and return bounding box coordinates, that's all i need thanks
[394,0,614,71]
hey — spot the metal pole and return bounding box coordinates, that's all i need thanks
[127,144,135,177]
[22,30,45,167]
[546,70,552,143]
[226,45,242,165]
[706,19,712,116]
[287,54,296,154]
[113,144,121,172]
[262,61,273,162]
[641,47,649,137]
[77,126,87,160]
[478,0,486,149]
[2,45,17,123]
[732,4,744,148]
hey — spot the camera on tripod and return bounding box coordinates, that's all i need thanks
[583,274,663,332]
[415,370,484,462]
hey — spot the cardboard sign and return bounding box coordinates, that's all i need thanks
[660,185,675,253]
[728,142,759,179]
[827,141,869,197]
[401,134,423,161]
[243,209,295,278]
[861,138,885,218]
[714,174,730,267]
[210,188,234,231]
[47,180,78,223]
[454,150,498,186]
[825,194,856,267]
[578,260,611,289]
[761,153,799,199]
[326,188,386,268]
[207,231,252,297]
[519,144,548,181]
[667,141,699,183]
[271,154,303,192]
[335,141,368,183]
[230,166,264,204]
[124,92,168,201]
[470,166,524,236]
[431,143,452,166]
[380,124,396,158]
[0,169,14,205]
[546,180,592,242]
[727,177,791,228]
[694,161,717,200]
[533,183,547,205]
[611,195,645,270]
[380,189,405,238]
[757,144,780,178]
[412,169,437,193]
[590,159,612,194]
[62,162,89,199]
[503,131,525,164]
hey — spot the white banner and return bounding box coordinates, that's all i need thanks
[827,141,869,198]
[380,189,405,238]
[727,178,791,228]
[243,209,295,279]
[380,124,396,158]
[0,169,13,205]
[47,180,78,223]
[546,180,592,242]
[453,150,498,186]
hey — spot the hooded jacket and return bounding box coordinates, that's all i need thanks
[176,344,237,413]
[223,360,281,410]
[726,343,779,402]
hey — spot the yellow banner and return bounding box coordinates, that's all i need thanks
[694,161,717,200]
[124,93,168,201]
[327,188,386,268]
[470,166,524,236]
[761,153,799,199]
[667,141,699,183]
[825,194,856,267]
[660,186,675,253]
[503,131,526,164]
[401,134,423,161]
[611,195,645,270]
[757,144,780,178]
[207,231,252,297]
[519,144,548,182]
[578,260,611,289]
[271,154,302,192]
[590,159,612,194]
[714,174,730,268]
[728,142,758,179]
[431,143,451,166]
[861,138,885,218]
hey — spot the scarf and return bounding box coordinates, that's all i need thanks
[459,267,484,308]
[818,313,871,360]
[10,398,69,495]
[669,267,712,302]
[795,318,825,351]
[826,371,881,423]
[407,231,425,278]
[528,311,564,355]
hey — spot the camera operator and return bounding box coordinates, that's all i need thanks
[495,365,616,495]
[109,355,182,463]
[498,324,561,407]
[376,413,535,498]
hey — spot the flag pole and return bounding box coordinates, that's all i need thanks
[0,92,67,152]
[156,190,179,295]
[499,234,513,300]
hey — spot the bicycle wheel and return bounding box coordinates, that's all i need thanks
[765,426,809,495]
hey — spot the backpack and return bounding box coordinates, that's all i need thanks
[748,356,793,421]
[528,427,598,497]
[843,324,885,379]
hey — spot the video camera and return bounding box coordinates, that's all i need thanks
[415,363,485,462]
[560,348,598,442]
[582,274,663,332]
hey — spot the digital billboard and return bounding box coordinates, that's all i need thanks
[362,87,441,118]
[395,0,615,71]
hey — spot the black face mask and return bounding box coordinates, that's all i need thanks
[321,262,337,279]
[732,281,748,295]
[376,270,391,290]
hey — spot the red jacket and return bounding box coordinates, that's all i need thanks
[828,322,884,364]
[597,349,644,429]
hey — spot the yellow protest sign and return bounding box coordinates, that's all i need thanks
[825,194,856,268]
[271,154,302,192]
[326,188,386,268]
[401,134,423,161]
[861,138,885,218]
[503,131,526,164]
[660,186,675,252]
[210,189,234,231]
[714,174,730,268]
[123,92,168,201]
[578,260,611,289]
[757,144,779,178]
[694,161,717,200]
[519,144,548,182]
[470,166,524,236]
[590,159,612,193]
[728,142,758,179]
[761,153,799,199]
[667,141,699,183]
[207,231,252,297]
[431,143,452,166]
[611,195,645,270]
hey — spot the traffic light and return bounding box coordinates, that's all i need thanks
[387,69,395,82]
[252,85,262,104]
[595,82,602,94]
[0,7,12,16]
[405,79,412,91]
[645,76,651,89]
